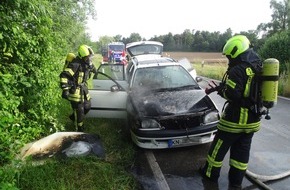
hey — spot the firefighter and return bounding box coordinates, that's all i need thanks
[199,35,263,189]
[109,50,115,63]
[60,45,97,132]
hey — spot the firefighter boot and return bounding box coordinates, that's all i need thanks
[77,123,84,132]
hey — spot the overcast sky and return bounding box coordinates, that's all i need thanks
[86,0,273,41]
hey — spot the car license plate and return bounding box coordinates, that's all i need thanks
[168,137,204,148]
[168,139,182,148]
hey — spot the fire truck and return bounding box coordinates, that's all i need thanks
[101,42,126,64]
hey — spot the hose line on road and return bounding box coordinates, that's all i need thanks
[245,169,290,190]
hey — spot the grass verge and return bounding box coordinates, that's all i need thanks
[193,62,227,81]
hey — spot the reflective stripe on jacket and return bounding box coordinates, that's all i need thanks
[218,62,261,133]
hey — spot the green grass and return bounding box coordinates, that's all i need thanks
[194,62,227,80]
[278,70,290,97]
[18,157,137,190]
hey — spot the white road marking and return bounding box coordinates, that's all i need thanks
[145,150,170,190]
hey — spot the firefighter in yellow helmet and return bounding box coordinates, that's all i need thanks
[59,45,97,132]
[199,35,263,189]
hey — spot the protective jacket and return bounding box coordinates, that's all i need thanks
[217,49,262,133]
[60,57,96,102]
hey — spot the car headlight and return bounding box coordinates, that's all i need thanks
[203,111,219,124]
[141,119,161,129]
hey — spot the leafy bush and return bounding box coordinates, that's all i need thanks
[0,2,96,189]
[258,30,290,74]
[1,0,59,165]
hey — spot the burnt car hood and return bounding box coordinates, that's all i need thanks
[129,89,213,117]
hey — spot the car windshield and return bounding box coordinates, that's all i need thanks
[131,65,198,90]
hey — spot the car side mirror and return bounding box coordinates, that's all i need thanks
[111,85,120,92]
[195,77,202,82]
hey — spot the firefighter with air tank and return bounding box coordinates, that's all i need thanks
[60,45,97,132]
[200,35,279,189]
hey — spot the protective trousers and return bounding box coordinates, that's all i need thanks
[70,99,91,131]
[201,130,254,186]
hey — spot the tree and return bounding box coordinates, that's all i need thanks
[257,0,289,37]
[173,34,183,51]
[238,30,262,50]
[126,33,142,43]
[270,0,289,31]
[163,33,176,51]
[96,36,115,53]
[219,28,233,48]
[114,35,123,42]
[288,0,290,27]
[181,29,194,51]
[258,30,290,74]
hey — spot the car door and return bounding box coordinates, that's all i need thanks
[86,64,129,119]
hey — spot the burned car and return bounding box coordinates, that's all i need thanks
[87,55,220,149]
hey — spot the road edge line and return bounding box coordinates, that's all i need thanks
[145,150,170,190]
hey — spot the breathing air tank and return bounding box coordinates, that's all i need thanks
[261,58,279,119]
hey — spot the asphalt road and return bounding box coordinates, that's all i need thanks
[132,79,290,190]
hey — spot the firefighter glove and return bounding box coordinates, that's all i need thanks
[217,82,225,96]
[205,81,222,95]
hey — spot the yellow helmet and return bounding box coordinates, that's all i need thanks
[78,45,94,58]
[222,35,251,58]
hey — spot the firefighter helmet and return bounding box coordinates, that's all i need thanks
[222,35,251,58]
[78,45,94,58]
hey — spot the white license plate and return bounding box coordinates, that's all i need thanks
[168,139,182,147]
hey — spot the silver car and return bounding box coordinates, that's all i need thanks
[87,52,219,149]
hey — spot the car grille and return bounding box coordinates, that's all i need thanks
[159,115,201,130]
